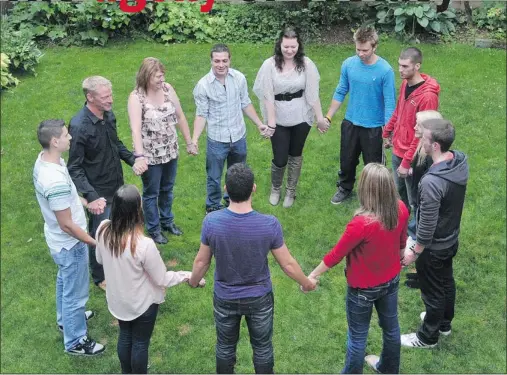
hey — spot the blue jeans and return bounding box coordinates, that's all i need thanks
[141,159,178,235]
[343,275,400,374]
[52,241,90,351]
[213,292,274,374]
[88,204,111,285]
[206,137,247,209]
[117,303,159,374]
[391,154,414,214]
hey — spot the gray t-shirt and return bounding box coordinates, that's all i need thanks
[201,209,284,300]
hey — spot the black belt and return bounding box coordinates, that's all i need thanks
[274,89,304,101]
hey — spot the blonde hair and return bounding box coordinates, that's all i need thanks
[135,57,165,94]
[82,76,111,99]
[415,110,443,166]
[353,26,379,48]
[355,163,399,231]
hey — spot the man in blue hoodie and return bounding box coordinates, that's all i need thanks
[400,118,469,349]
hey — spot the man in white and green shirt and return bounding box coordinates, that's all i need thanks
[33,119,104,356]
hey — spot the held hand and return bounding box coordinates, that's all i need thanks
[408,167,413,176]
[186,142,198,156]
[87,198,106,215]
[133,157,148,176]
[383,137,392,149]
[316,117,330,134]
[401,247,418,267]
[397,165,410,179]
[263,126,275,138]
[300,276,318,293]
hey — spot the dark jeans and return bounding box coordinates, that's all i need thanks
[87,204,111,285]
[343,275,400,374]
[206,137,247,209]
[141,159,178,236]
[213,292,274,374]
[416,242,458,345]
[391,154,414,214]
[117,303,159,374]
[270,122,311,168]
[338,119,385,191]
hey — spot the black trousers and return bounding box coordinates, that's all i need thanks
[416,242,458,344]
[270,122,311,168]
[117,303,159,374]
[337,119,384,191]
[87,204,110,285]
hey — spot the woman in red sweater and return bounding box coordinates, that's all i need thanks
[309,163,409,374]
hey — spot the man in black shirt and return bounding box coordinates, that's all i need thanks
[68,76,147,289]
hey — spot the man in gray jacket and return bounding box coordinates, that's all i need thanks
[400,118,469,348]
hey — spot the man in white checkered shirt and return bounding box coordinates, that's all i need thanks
[192,44,270,214]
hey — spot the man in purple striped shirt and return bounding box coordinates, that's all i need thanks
[189,163,316,374]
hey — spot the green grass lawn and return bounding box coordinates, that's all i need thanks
[1,40,505,374]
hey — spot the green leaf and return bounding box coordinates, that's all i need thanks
[423,4,431,11]
[424,8,436,19]
[377,10,387,19]
[415,7,424,19]
[441,10,456,18]
[395,22,405,32]
[417,17,429,28]
[33,25,47,36]
[406,8,414,16]
[430,20,441,32]
[394,8,405,16]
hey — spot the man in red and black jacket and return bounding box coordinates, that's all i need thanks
[383,47,440,216]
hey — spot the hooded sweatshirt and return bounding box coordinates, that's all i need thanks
[416,151,469,251]
[383,74,440,169]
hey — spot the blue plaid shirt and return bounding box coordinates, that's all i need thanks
[193,68,252,143]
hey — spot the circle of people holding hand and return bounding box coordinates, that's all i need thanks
[32,25,469,374]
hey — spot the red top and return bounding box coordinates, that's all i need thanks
[323,201,409,288]
[382,74,440,169]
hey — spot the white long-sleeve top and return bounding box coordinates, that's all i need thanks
[96,220,190,321]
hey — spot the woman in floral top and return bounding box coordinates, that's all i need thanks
[128,57,196,244]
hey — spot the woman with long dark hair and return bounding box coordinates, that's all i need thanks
[96,185,202,374]
[308,164,409,373]
[253,26,329,208]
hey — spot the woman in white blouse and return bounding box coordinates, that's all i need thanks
[96,184,203,374]
[254,27,329,208]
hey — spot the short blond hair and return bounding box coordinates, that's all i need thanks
[353,26,379,48]
[415,110,443,165]
[82,76,111,98]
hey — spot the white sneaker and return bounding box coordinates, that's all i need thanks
[401,332,436,348]
[420,312,451,336]
[364,355,380,373]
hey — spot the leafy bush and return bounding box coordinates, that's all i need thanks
[375,1,463,40]
[473,2,506,40]
[1,53,19,91]
[0,23,43,75]
[147,2,219,43]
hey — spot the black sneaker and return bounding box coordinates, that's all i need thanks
[205,206,223,215]
[331,188,352,205]
[150,232,168,244]
[66,336,105,356]
[58,310,95,333]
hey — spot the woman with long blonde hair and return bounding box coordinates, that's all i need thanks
[96,185,201,374]
[308,163,409,374]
